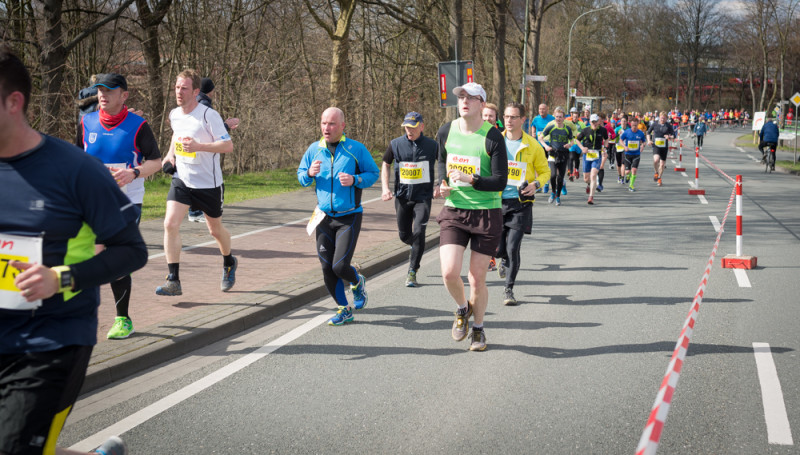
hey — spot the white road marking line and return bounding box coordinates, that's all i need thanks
[147,196,383,260]
[733,268,751,287]
[70,312,332,451]
[681,172,688,177]
[698,195,708,204]
[709,216,721,232]
[748,154,759,162]
[737,147,746,153]
[752,343,794,445]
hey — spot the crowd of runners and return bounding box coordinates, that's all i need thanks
[3,38,766,455]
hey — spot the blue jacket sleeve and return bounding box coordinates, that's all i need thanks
[355,145,380,188]
[297,145,316,187]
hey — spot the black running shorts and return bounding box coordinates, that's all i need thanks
[624,154,641,170]
[0,345,93,455]
[501,198,533,235]
[167,178,225,218]
[653,147,668,161]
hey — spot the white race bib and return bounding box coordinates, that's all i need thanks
[627,140,640,151]
[654,137,667,147]
[105,163,128,194]
[586,150,600,160]
[507,160,527,187]
[306,207,326,236]
[616,143,625,152]
[0,233,43,310]
[446,154,481,187]
[398,161,430,185]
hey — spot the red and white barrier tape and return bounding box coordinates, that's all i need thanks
[699,153,736,184]
[635,182,738,455]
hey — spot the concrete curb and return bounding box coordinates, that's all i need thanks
[81,230,441,394]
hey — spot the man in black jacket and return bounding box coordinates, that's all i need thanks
[381,112,439,287]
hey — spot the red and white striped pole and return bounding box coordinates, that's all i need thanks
[722,175,757,269]
[674,139,685,172]
[688,147,705,195]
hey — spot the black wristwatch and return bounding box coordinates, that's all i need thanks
[132,168,141,179]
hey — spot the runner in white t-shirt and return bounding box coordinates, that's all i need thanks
[157,69,238,296]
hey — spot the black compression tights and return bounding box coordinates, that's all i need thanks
[316,213,361,307]
[496,227,525,288]
[552,161,568,196]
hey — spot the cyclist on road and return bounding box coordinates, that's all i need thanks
[759,118,780,170]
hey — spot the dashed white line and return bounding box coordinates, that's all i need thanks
[733,268,751,287]
[709,216,721,232]
[698,195,708,204]
[681,172,688,177]
[753,342,794,445]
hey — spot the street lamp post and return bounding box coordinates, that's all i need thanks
[567,4,614,109]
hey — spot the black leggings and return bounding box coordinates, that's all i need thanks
[316,213,361,307]
[111,203,141,318]
[696,135,704,147]
[549,160,568,196]
[496,227,525,288]
[395,197,431,271]
[569,152,581,175]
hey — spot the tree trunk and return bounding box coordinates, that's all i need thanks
[305,0,358,110]
[489,0,507,109]
[40,0,67,134]
[136,0,173,153]
[38,0,136,134]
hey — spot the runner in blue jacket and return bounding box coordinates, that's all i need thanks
[298,107,379,326]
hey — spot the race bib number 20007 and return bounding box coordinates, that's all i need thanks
[398,161,430,185]
[0,233,43,310]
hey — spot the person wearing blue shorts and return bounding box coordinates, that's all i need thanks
[577,114,608,205]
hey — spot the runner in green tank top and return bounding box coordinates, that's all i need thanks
[435,82,508,352]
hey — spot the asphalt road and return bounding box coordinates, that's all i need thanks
[59,129,799,454]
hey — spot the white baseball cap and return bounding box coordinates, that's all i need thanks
[590,114,600,122]
[453,82,487,102]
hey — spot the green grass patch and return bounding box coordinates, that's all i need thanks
[776,160,800,173]
[141,168,302,221]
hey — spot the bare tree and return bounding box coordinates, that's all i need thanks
[304,0,359,109]
[38,0,135,133]
[672,0,721,111]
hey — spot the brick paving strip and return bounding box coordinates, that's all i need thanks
[84,186,443,393]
